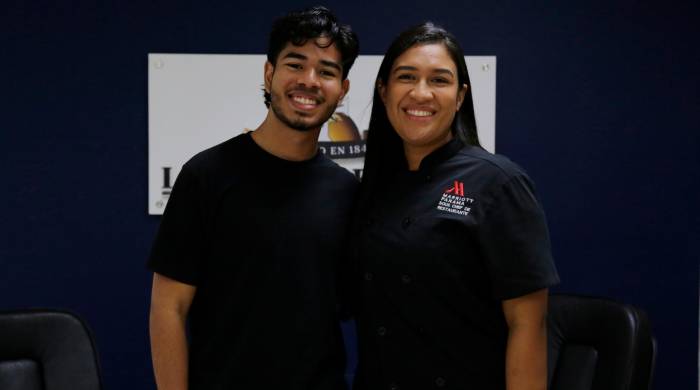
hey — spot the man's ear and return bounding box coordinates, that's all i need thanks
[457,83,468,110]
[339,78,350,102]
[264,61,274,93]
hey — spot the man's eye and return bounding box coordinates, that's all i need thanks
[286,63,302,70]
[320,70,338,77]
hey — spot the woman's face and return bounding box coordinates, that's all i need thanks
[380,43,467,151]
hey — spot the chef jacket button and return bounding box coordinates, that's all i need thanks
[389,382,399,390]
[401,274,411,284]
[401,217,412,229]
[364,272,374,281]
[377,326,387,336]
[434,377,446,387]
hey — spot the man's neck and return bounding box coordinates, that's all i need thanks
[251,111,321,161]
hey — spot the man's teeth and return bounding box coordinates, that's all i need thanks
[406,109,433,117]
[293,96,317,105]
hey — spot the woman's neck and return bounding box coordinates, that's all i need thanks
[403,132,453,171]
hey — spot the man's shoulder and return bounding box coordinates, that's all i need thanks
[182,133,251,175]
[314,154,359,187]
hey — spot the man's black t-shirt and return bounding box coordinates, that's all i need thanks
[149,133,357,389]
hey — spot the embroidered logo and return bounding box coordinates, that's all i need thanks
[437,180,474,216]
[444,180,464,196]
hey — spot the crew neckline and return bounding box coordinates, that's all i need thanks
[244,132,323,166]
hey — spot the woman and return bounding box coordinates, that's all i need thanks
[353,23,559,390]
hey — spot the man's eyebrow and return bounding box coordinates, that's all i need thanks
[282,52,307,61]
[320,59,342,72]
[282,52,342,72]
[393,65,455,77]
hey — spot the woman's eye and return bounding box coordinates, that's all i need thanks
[432,78,449,84]
[397,74,415,81]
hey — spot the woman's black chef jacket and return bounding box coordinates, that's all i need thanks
[353,138,559,390]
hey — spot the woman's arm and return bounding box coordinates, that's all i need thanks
[502,288,549,390]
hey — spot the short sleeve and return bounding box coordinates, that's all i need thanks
[477,174,559,300]
[147,164,205,285]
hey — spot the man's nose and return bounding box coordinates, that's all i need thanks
[298,68,321,89]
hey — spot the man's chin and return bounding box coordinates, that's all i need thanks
[282,113,327,132]
[288,118,324,132]
[271,101,335,133]
[289,125,320,132]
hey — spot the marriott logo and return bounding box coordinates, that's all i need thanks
[444,180,465,197]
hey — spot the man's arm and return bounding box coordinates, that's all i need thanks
[150,273,196,390]
[502,288,549,390]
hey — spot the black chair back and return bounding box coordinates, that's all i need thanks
[0,309,102,390]
[547,294,655,390]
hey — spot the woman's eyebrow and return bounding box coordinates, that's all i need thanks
[392,65,455,77]
[392,65,417,73]
[433,68,455,77]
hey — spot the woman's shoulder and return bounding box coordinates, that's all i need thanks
[450,145,544,212]
[453,144,531,183]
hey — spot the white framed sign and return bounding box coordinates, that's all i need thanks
[148,54,496,214]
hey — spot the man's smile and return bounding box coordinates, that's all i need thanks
[289,91,322,110]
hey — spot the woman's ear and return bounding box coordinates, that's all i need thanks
[456,83,468,110]
[378,80,387,104]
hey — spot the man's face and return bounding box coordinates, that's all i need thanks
[264,37,350,132]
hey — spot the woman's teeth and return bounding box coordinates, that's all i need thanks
[406,109,433,117]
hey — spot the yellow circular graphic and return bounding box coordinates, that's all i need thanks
[327,112,361,142]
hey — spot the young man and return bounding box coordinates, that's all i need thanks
[148,7,359,389]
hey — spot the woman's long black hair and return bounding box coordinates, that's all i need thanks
[356,22,481,217]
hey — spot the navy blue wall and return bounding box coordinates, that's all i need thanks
[2,1,698,389]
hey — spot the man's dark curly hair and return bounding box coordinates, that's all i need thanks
[263,6,359,108]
